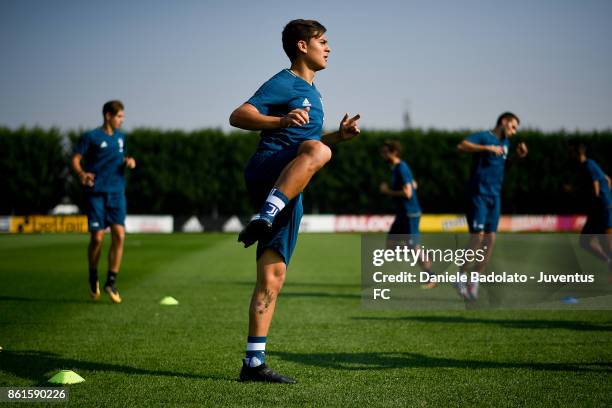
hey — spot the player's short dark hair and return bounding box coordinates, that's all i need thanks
[282,19,326,62]
[103,100,124,117]
[382,139,402,154]
[496,112,520,127]
[568,139,587,154]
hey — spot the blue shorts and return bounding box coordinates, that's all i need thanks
[388,215,421,247]
[85,191,126,232]
[582,205,612,234]
[466,194,500,233]
[245,145,303,265]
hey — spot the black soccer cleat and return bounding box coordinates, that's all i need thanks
[239,362,297,384]
[238,217,272,248]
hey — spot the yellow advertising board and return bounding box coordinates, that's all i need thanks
[10,215,88,233]
[420,214,469,232]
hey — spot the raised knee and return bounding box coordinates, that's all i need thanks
[314,141,332,166]
[303,141,332,168]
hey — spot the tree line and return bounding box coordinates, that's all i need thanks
[1,126,610,215]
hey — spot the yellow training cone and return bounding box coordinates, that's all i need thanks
[48,370,85,384]
[159,296,179,306]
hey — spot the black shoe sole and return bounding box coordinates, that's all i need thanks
[239,375,297,384]
[239,364,297,384]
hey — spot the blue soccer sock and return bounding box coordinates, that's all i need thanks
[257,188,289,225]
[245,336,266,367]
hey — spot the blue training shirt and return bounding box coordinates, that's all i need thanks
[584,159,612,207]
[391,161,421,216]
[247,69,324,152]
[465,131,510,196]
[74,128,126,193]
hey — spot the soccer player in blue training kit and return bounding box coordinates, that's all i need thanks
[71,100,136,304]
[456,112,528,299]
[569,141,612,272]
[379,140,434,288]
[229,19,360,384]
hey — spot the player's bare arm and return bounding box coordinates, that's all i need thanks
[230,103,311,130]
[71,153,95,187]
[457,140,504,156]
[593,180,600,198]
[321,113,361,146]
[380,182,412,199]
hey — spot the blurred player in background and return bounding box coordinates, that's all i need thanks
[71,100,136,304]
[379,139,434,288]
[229,19,360,383]
[456,112,528,299]
[569,141,612,272]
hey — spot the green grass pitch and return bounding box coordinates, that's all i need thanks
[0,233,611,407]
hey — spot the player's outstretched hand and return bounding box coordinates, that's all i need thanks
[125,157,136,169]
[516,142,528,158]
[281,107,310,128]
[379,182,391,195]
[339,113,361,141]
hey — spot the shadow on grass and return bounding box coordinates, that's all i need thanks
[275,351,612,373]
[229,281,362,289]
[0,350,228,384]
[281,291,360,299]
[283,282,362,289]
[0,295,94,305]
[0,296,95,304]
[352,316,612,332]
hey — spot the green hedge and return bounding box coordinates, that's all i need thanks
[0,127,67,214]
[1,127,610,215]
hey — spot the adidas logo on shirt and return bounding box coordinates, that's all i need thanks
[100,141,108,148]
[302,98,312,108]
